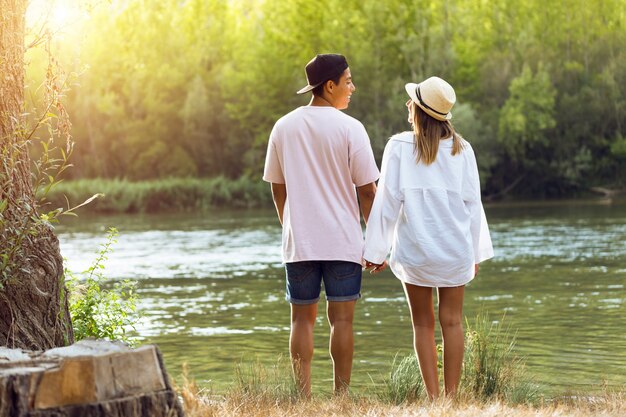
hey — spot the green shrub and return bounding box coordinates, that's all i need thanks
[375,314,537,405]
[377,353,424,404]
[462,312,539,404]
[66,227,139,346]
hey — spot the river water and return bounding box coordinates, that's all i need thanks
[56,200,626,395]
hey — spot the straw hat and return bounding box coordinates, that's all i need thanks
[405,76,456,121]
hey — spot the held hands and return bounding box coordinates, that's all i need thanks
[362,258,388,274]
[363,260,477,276]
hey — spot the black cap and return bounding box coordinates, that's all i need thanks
[296,54,349,95]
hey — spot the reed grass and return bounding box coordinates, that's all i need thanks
[370,312,536,406]
[41,176,273,213]
[375,353,424,404]
[461,312,539,404]
[231,356,299,404]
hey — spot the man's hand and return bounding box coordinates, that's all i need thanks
[363,259,388,274]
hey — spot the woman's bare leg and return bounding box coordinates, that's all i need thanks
[403,282,439,399]
[438,285,465,397]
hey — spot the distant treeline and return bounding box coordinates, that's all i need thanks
[27,0,625,199]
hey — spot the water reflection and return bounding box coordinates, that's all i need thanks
[56,202,626,394]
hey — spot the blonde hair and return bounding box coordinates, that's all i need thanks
[411,103,464,164]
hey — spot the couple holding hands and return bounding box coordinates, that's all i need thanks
[263,53,494,400]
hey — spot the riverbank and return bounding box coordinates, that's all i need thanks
[178,356,624,416]
[43,178,624,214]
[181,391,626,417]
[169,312,624,416]
[177,363,624,417]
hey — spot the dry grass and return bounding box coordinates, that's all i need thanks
[175,314,625,416]
[179,381,626,417]
[176,363,625,417]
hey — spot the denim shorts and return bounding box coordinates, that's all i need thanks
[285,261,362,305]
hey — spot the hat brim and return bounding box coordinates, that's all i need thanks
[296,84,315,95]
[405,83,452,121]
[297,79,326,95]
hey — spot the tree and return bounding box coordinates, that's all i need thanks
[19,0,623,198]
[498,65,556,161]
[0,0,74,348]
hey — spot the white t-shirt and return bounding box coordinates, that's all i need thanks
[363,131,494,287]
[263,106,380,264]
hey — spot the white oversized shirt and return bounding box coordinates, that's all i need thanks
[263,106,380,264]
[363,131,494,287]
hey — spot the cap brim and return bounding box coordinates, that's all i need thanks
[297,84,315,95]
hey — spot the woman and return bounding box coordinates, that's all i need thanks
[363,76,494,399]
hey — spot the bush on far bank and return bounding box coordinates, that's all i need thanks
[41,177,273,214]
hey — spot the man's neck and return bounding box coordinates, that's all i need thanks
[309,95,335,108]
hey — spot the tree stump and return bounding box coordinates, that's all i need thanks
[0,339,184,417]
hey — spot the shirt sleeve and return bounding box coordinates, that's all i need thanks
[462,145,494,263]
[262,128,285,184]
[363,140,402,264]
[349,123,380,186]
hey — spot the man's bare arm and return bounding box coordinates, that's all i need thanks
[356,182,377,224]
[270,183,287,225]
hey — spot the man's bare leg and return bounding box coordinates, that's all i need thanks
[327,300,356,393]
[290,303,317,398]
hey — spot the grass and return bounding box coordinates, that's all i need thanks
[374,353,424,404]
[41,176,273,213]
[179,376,625,417]
[231,356,299,403]
[462,313,538,404]
[175,313,625,416]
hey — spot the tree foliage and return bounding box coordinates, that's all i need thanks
[33,0,626,198]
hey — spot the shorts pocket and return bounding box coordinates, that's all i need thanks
[286,262,316,282]
[327,261,361,281]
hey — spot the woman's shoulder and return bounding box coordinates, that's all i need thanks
[384,132,413,159]
[389,131,414,144]
[458,135,472,148]
[458,136,476,157]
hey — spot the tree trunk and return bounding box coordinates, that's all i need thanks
[0,0,74,349]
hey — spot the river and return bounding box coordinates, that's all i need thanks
[56,200,626,395]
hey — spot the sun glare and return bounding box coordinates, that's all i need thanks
[26,0,84,33]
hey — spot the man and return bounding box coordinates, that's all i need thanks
[263,54,379,398]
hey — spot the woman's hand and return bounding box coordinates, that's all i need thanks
[363,259,388,274]
[475,263,479,277]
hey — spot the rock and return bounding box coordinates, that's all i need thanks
[590,186,626,197]
[0,339,184,417]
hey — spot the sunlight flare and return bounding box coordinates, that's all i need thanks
[26,0,85,32]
